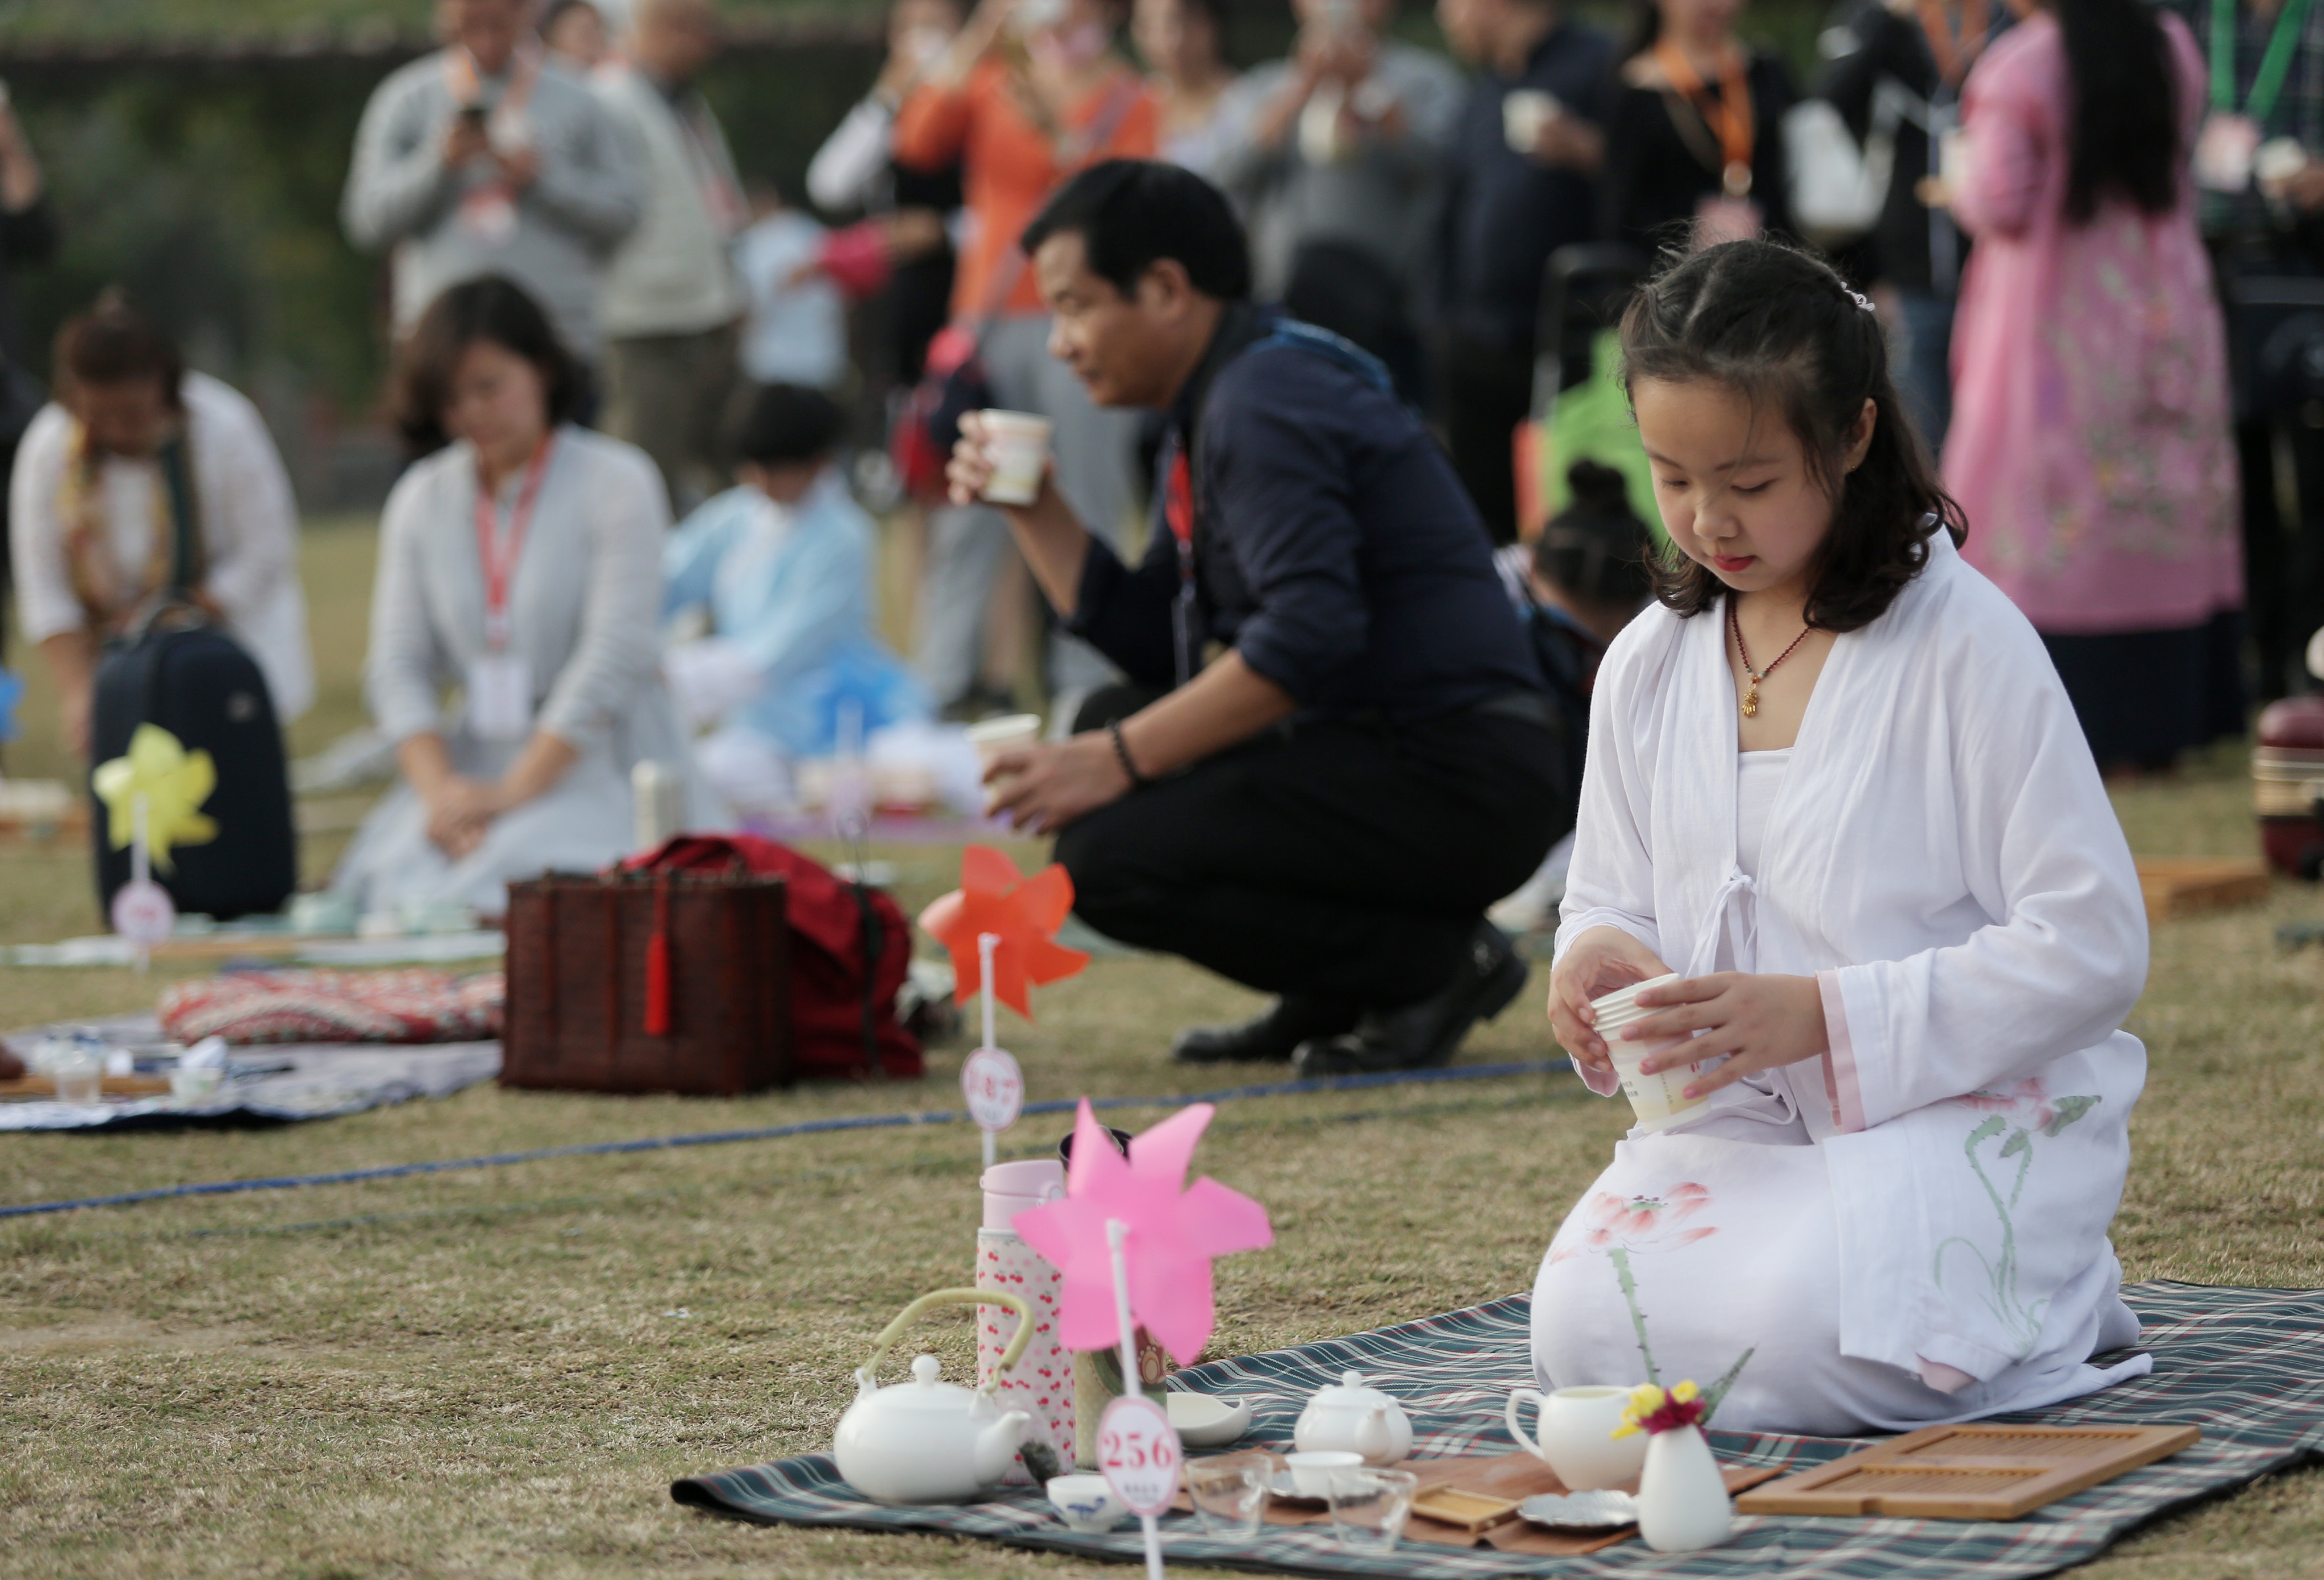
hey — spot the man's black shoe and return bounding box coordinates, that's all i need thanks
[1291,924,1527,1076]
[1170,995,1361,1065]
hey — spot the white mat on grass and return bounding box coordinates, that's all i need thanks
[1,1014,499,1132]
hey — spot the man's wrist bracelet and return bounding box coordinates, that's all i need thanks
[1107,718,1151,789]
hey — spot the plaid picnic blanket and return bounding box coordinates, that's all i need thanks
[672,1280,2324,1578]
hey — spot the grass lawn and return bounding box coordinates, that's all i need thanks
[1,520,2320,1578]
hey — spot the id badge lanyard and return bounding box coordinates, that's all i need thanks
[475,435,556,665]
[1654,39,1755,198]
[2216,0,2315,128]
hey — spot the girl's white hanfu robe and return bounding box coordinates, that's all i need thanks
[1533,529,2152,1435]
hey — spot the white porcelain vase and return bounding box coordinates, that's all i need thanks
[1637,1425,1732,1553]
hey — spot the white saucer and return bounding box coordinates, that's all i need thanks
[1516,1489,1640,1529]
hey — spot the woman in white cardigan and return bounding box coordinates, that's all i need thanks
[334,275,713,918]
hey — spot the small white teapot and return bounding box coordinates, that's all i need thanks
[1293,1369,1413,1466]
[833,1289,1034,1505]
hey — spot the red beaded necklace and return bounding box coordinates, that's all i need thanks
[1728,598,1815,719]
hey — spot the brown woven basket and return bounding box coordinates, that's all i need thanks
[501,868,792,1095]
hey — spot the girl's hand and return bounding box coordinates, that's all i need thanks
[1620,972,1830,1097]
[1546,926,1674,1074]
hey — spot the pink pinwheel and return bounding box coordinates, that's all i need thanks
[917,845,1091,1019]
[1012,1099,1274,1367]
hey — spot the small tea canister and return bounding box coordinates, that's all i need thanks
[2255,695,2324,876]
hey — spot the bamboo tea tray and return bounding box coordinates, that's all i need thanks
[2135,858,2269,922]
[1408,1485,1522,1535]
[0,1074,174,1101]
[1736,1423,2199,1520]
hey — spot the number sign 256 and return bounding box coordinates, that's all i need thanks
[1097,1395,1181,1515]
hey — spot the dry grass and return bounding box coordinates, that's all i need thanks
[0,523,2318,1577]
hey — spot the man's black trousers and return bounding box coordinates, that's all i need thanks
[1055,690,1562,1012]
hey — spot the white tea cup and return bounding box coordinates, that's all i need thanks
[1285,1449,1364,1498]
[1506,1384,1648,1492]
[975,410,1054,506]
[1046,1472,1129,1532]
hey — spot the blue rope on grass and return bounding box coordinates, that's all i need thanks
[0,1057,1570,1221]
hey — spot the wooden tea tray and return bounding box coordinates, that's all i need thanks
[0,1074,174,1101]
[1408,1485,1521,1535]
[1175,1452,1782,1556]
[2135,858,2269,922]
[1734,1423,2200,1520]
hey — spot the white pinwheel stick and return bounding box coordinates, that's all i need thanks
[1108,1217,1166,1580]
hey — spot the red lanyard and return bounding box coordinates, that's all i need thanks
[474,435,555,650]
[1166,447,1199,688]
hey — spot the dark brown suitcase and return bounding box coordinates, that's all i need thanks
[500,868,792,1096]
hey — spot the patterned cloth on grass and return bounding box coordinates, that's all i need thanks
[672,1280,2324,1578]
[159,969,504,1045]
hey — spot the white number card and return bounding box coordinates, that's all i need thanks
[1097,1395,1181,1517]
[960,1046,1024,1134]
[469,651,534,742]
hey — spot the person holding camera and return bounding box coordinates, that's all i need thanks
[343,0,644,368]
[956,161,1561,1073]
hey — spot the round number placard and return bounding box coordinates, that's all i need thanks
[1097,1394,1181,1517]
[960,1046,1023,1133]
[111,879,176,946]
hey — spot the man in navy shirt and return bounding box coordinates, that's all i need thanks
[952,161,1562,1072]
[1434,0,1613,545]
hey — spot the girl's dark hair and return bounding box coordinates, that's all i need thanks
[2054,0,2179,223]
[1619,239,1966,633]
[727,382,847,467]
[1535,460,1653,612]
[54,289,185,410]
[389,275,586,456]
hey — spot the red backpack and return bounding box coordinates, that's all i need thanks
[624,835,923,1080]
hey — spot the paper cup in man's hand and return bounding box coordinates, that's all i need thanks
[966,712,1044,810]
[977,410,1054,506]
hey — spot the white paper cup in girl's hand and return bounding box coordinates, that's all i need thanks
[976,410,1054,506]
[1590,974,1715,1132]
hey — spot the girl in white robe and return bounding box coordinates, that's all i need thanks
[1534,240,2152,1436]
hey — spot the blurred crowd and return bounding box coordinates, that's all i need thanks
[1,0,2317,920]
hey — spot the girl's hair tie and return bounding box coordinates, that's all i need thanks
[1846,288,1876,313]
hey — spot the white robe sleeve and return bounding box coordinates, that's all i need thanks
[8,405,80,649]
[1553,619,1677,1096]
[1820,609,2148,1132]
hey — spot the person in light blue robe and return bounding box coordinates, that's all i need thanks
[662,384,929,812]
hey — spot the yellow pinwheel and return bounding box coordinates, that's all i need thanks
[92,724,218,872]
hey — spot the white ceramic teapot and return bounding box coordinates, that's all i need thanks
[833,1289,1035,1505]
[1293,1369,1413,1466]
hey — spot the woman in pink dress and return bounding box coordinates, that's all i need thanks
[1943,0,2242,772]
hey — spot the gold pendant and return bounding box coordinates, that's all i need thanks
[1742,683,1759,718]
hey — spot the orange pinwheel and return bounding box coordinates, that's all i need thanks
[917,845,1091,1019]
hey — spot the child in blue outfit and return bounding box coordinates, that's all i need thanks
[663,384,929,814]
